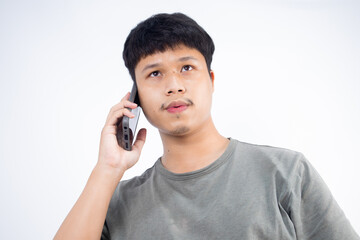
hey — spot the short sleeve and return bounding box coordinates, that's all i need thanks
[100,220,110,240]
[285,155,359,239]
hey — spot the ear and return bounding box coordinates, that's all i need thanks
[210,70,215,92]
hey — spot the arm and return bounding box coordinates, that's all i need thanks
[54,92,147,240]
[287,156,359,239]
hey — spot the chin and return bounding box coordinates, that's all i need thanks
[160,126,191,136]
[170,126,190,136]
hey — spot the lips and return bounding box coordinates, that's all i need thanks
[164,99,193,113]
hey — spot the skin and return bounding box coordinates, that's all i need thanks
[54,93,147,240]
[135,45,229,173]
[54,45,228,239]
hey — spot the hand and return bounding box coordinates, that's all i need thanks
[97,92,147,178]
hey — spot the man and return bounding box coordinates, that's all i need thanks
[55,13,359,239]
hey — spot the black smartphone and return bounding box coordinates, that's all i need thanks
[116,83,141,151]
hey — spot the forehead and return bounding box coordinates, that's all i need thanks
[135,45,205,72]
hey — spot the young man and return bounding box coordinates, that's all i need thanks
[55,13,359,239]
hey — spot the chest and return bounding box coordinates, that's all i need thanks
[116,176,296,239]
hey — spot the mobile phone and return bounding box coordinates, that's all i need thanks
[116,83,141,151]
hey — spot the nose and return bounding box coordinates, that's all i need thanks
[165,72,186,96]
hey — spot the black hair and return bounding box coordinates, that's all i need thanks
[123,12,215,81]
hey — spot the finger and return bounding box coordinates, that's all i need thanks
[121,92,131,101]
[110,99,137,114]
[105,96,138,124]
[105,108,134,126]
[123,100,138,109]
[132,128,147,152]
[121,92,138,108]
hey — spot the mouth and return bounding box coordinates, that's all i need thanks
[162,99,193,113]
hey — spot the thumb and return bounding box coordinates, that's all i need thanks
[132,128,147,153]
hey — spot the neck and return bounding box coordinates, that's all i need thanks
[159,117,229,173]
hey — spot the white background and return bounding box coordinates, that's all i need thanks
[0,0,359,238]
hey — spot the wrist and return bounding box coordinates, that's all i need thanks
[93,162,126,184]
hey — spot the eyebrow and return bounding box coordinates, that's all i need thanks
[141,56,199,73]
[141,63,160,73]
[178,56,198,62]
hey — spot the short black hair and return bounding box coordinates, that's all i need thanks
[123,13,215,81]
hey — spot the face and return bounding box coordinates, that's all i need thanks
[134,45,215,136]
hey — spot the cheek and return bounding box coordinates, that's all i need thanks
[140,105,158,128]
[199,95,213,115]
[139,93,161,123]
[194,83,213,109]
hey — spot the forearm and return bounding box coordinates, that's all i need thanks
[54,94,146,239]
[54,164,124,240]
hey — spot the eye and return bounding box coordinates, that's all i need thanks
[149,71,160,77]
[181,65,193,72]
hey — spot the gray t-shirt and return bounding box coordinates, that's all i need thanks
[102,138,359,239]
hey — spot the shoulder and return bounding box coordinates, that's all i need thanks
[232,139,307,168]
[229,139,314,187]
[108,164,156,208]
[120,165,155,189]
